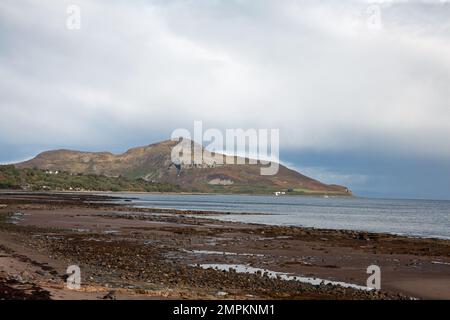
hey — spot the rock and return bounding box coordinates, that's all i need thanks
[20,271,33,282]
[103,290,116,300]
[9,274,25,284]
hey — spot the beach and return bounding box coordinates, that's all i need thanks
[1,192,450,300]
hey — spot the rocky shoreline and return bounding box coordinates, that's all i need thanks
[1,192,449,300]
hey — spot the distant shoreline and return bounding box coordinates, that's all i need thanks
[0,188,355,198]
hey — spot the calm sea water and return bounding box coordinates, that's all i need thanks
[113,193,450,239]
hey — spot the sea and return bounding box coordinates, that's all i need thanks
[112,193,450,240]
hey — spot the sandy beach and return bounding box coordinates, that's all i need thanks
[1,192,450,300]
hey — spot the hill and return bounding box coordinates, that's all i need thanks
[13,139,351,195]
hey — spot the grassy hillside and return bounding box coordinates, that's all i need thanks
[0,165,180,192]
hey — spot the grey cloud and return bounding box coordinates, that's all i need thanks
[1,0,450,159]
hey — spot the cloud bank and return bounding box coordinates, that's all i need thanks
[1,0,450,198]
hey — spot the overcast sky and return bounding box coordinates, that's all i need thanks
[1,0,450,199]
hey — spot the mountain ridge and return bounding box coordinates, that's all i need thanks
[14,139,351,195]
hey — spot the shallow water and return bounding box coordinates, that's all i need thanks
[195,263,372,291]
[113,193,450,239]
[182,249,265,257]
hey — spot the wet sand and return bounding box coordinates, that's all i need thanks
[1,192,449,300]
